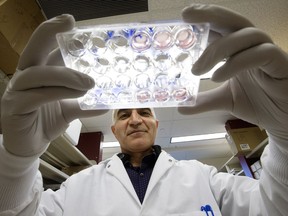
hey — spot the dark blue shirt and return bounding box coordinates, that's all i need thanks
[117,145,161,203]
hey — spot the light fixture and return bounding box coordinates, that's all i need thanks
[170,132,226,143]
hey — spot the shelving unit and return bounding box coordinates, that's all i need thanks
[39,159,70,183]
[246,138,268,159]
[219,156,245,176]
[219,138,268,178]
[39,120,94,190]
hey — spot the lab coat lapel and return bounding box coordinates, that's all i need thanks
[106,154,141,205]
[143,151,175,203]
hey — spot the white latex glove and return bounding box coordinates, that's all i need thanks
[1,14,108,157]
[178,4,288,141]
[178,5,288,215]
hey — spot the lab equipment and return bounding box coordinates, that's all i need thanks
[57,21,209,109]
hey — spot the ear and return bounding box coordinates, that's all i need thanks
[111,125,116,135]
[155,119,159,128]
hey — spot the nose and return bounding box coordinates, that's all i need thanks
[129,110,143,126]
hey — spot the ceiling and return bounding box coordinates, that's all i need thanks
[73,0,288,167]
[37,0,149,21]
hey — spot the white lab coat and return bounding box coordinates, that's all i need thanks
[37,150,265,216]
[1,135,287,215]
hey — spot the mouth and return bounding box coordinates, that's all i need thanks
[127,130,146,136]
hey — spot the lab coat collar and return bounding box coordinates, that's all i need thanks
[106,154,141,205]
[105,151,176,207]
[142,151,176,205]
[117,145,162,167]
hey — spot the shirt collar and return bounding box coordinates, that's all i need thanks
[117,145,161,167]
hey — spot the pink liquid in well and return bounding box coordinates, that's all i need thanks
[153,31,173,50]
[153,89,170,102]
[131,31,151,52]
[137,90,152,103]
[172,88,188,101]
[175,28,197,50]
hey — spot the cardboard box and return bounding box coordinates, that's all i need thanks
[225,119,268,155]
[0,0,45,75]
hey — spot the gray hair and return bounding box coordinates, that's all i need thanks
[112,108,156,124]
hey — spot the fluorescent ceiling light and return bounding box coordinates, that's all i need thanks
[170,132,226,143]
[102,132,226,147]
[102,141,120,148]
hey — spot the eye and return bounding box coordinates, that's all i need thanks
[139,109,152,117]
[117,112,130,120]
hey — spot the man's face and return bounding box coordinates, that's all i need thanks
[111,108,159,154]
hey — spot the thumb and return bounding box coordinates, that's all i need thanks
[178,81,233,115]
[5,66,94,114]
[18,14,75,70]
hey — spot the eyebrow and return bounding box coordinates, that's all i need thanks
[117,109,129,116]
[116,109,131,119]
[141,108,152,114]
[117,108,152,117]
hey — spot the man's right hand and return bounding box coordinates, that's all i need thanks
[1,14,107,157]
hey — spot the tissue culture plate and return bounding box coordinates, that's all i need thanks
[57,21,209,110]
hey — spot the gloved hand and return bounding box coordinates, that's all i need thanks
[1,14,108,157]
[178,4,288,140]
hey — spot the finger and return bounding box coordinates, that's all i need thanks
[192,27,273,75]
[18,14,75,70]
[206,31,222,44]
[46,48,65,66]
[5,86,87,115]
[10,66,94,92]
[212,43,288,82]
[60,99,109,123]
[182,4,254,36]
[178,81,233,114]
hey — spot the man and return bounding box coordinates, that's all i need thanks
[111,108,159,167]
[1,3,288,216]
[111,108,159,204]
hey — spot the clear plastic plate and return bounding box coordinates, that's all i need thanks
[56,21,209,110]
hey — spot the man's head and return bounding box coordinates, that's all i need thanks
[111,108,158,154]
